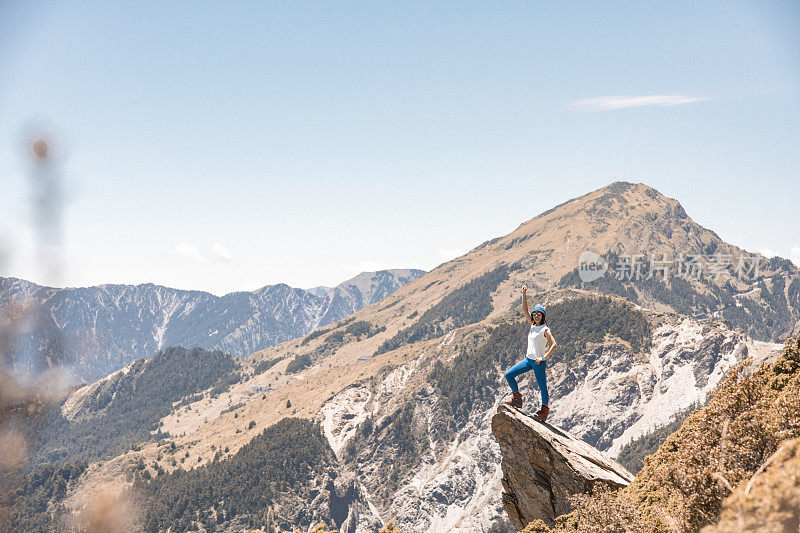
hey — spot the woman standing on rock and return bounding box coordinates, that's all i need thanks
[504,283,557,421]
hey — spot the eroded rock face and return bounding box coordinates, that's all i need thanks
[491,404,634,529]
[551,319,748,456]
[312,318,760,532]
[272,472,382,533]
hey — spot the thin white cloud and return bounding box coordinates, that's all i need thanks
[209,243,234,263]
[171,242,236,265]
[791,246,800,267]
[757,248,776,259]
[172,243,203,262]
[569,94,711,112]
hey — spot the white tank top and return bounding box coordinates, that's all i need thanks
[526,324,550,359]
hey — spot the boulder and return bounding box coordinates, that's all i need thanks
[491,404,634,529]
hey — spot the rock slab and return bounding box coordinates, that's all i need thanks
[491,404,634,529]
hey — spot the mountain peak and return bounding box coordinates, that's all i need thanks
[460,180,734,288]
[544,180,681,221]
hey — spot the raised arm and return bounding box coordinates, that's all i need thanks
[522,283,533,324]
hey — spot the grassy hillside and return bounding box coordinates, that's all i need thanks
[375,263,514,355]
[544,295,651,363]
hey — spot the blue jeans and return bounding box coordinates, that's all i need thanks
[505,357,549,405]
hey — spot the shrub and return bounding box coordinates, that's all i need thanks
[286,354,312,374]
[300,328,330,346]
[252,357,282,374]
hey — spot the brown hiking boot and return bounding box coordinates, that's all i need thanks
[505,391,523,408]
[533,404,549,422]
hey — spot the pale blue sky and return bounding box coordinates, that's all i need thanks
[1,1,798,295]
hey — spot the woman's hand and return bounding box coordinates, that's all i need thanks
[522,283,532,324]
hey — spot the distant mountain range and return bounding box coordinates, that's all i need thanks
[0,268,424,382]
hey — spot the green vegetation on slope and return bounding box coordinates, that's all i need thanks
[0,462,88,532]
[300,327,330,346]
[559,250,800,342]
[375,263,514,355]
[545,295,651,362]
[134,418,335,533]
[302,320,388,362]
[429,320,530,442]
[252,356,282,375]
[208,369,243,398]
[343,396,431,500]
[23,346,239,467]
[285,353,312,374]
[717,275,798,342]
[300,316,379,348]
[323,321,386,351]
[339,320,387,340]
